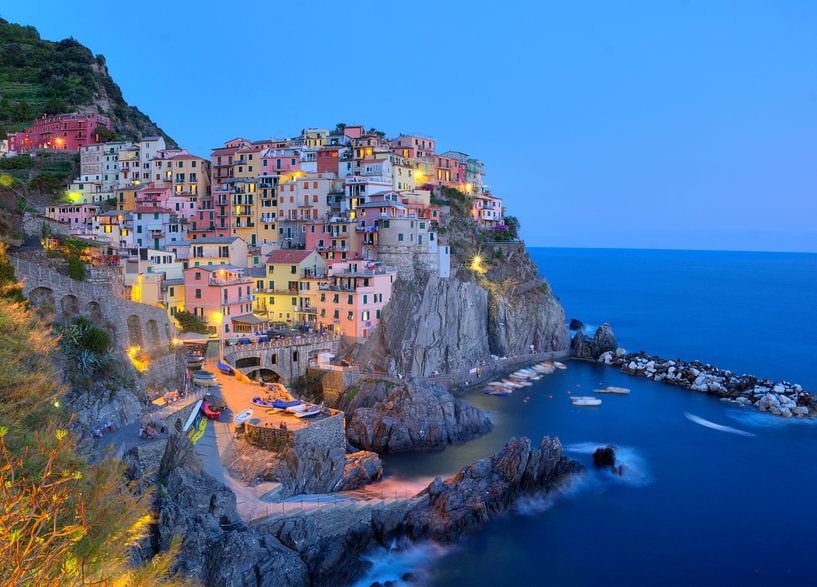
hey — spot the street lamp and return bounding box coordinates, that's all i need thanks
[212,310,224,360]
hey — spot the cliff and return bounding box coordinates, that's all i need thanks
[0,18,175,145]
[358,188,569,378]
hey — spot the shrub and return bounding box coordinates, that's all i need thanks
[75,316,111,354]
[174,309,208,334]
[67,257,85,280]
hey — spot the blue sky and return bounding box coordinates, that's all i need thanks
[5,1,817,252]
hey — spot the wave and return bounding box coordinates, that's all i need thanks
[352,540,452,587]
[725,409,817,429]
[564,441,652,487]
[684,412,755,437]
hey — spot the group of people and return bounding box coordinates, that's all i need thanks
[92,421,116,438]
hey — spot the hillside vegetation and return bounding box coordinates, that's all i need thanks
[0,18,175,145]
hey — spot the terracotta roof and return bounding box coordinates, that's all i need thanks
[266,249,314,264]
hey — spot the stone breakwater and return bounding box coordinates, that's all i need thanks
[599,349,816,418]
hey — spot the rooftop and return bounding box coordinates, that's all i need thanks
[266,249,315,264]
[192,236,241,244]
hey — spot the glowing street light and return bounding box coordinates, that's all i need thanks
[470,254,487,275]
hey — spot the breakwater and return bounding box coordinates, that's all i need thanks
[598,349,815,418]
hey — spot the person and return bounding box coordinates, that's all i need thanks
[476,367,482,378]
[530,344,535,354]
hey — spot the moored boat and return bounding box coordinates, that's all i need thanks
[571,396,602,407]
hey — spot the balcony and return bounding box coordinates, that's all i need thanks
[208,276,251,286]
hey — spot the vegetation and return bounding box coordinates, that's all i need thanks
[0,244,181,583]
[174,310,208,334]
[0,18,174,144]
[67,256,86,280]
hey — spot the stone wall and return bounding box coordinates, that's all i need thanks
[11,255,176,354]
[244,411,345,453]
[244,425,294,451]
[22,212,74,239]
[306,367,361,404]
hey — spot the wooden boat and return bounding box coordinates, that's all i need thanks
[571,396,602,407]
[593,386,631,395]
[553,361,568,370]
[217,360,235,375]
[234,408,253,425]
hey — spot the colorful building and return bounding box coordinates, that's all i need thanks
[7,113,111,153]
[255,249,327,326]
[183,265,255,337]
[316,267,396,340]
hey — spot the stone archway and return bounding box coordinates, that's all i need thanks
[60,295,80,320]
[28,287,56,311]
[85,300,103,323]
[126,314,143,348]
[246,367,281,383]
[235,356,261,369]
[146,319,161,349]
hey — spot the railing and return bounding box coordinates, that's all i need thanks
[227,334,339,353]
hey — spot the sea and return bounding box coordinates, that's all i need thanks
[355,248,817,587]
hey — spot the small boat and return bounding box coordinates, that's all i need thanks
[593,386,631,395]
[201,401,222,420]
[234,408,253,425]
[286,404,310,414]
[571,396,602,407]
[484,388,512,396]
[295,402,325,418]
[553,361,567,370]
[186,354,204,365]
[192,370,218,387]
[217,360,235,375]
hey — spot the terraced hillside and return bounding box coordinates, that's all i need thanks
[0,17,175,145]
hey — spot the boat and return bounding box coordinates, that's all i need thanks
[217,360,235,375]
[186,353,204,365]
[484,388,512,396]
[571,396,602,407]
[234,408,253,425]
[553,361,568,370]
[201,401,222,420]
[192,370,218,387]
[295,402,325,418]
[593,386,631,395]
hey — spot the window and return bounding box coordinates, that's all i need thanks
[363,294,368,304]
[347,295,353,305]
[169,287,175,296]
[347,311,354,321]
[195,272,201,280]
[333,309,339,319]
[290,265,297,274]
[195,288,201,299]
[398,233,404,242]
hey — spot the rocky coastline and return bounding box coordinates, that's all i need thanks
[147,432,581,586]
[599,349,816,418]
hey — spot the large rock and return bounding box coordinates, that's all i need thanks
[345,378,492,453]
[224,440,382,497]
[571,323,617,359]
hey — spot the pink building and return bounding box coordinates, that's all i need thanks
[135,185,171,208]
[44,203,100,229]
[7,113,111,153]
[183,265,255,337]
[316,267,395,340]
[259,148,301,175]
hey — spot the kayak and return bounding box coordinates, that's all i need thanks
[234,408,253,425]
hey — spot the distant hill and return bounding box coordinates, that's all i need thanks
[0,17,176,146]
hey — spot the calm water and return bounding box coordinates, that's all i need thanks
[359,249,817,587]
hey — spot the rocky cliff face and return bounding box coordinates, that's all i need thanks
[571,323,618,359]
[344,377,492,453]
[377,276,491,377]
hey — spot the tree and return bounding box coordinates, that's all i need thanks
[333,122,347,134]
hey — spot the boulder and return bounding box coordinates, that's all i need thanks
[592,446,616,467]
[571,323,618,360]
[568,318,585,331]
[345,378,492,453]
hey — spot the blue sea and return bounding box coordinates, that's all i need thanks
[358,248,817,587]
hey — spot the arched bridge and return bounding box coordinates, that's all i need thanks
[11,256,176,354]
[224,334,340,383]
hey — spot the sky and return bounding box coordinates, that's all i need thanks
[4,1,817,252]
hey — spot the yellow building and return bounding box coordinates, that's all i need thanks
[255,249,326,326]
[116,186,141,211]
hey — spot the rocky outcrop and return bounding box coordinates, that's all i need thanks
[599,349,816,418]
[152,435,308,585]
[569,318,585,331]
[224,440,382,497]
[377,275,491,377]
[345,377,492,453]
[402,436,580,541]
[571,323,617,359]
[150,433,580,586]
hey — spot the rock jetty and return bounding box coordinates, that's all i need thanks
[598,349,816,418]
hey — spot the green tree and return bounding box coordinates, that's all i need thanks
[67,257,85,281]
[174,310,209,334]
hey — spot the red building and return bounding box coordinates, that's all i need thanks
[317,146,342,175]
[7,113,111,153]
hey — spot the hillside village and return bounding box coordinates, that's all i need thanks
[4,116,509,344]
